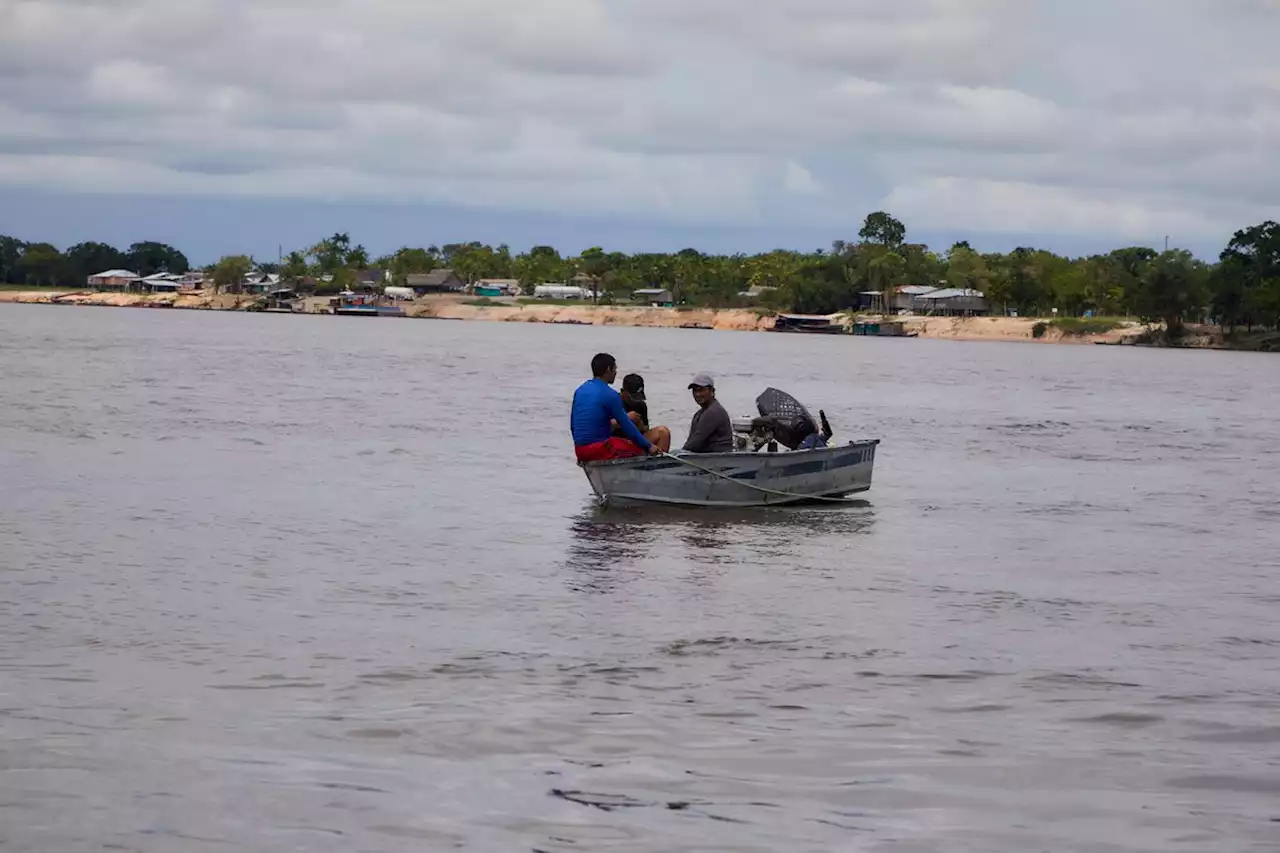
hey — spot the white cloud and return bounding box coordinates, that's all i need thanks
[783,161,821,196]
[1,0,1279,246]
[882,177,1223,241]
[86,60,179,108]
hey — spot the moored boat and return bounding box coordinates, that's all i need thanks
[329,292,405,317]
[770,313,847,334]
[851,320,918,337]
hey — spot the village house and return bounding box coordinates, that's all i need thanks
[87,269,140,290]
[350,269,385,292]
[138,272,188,293]
[633,288,674,306]
[915,288,989,316]
[406,269,465,295]
[858,284,941,313]
[241,272,281,295]
[897,285,943,312]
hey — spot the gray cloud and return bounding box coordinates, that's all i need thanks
[1,0,1278,243]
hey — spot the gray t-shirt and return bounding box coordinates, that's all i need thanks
[683,397,734,453]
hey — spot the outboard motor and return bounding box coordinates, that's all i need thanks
[733,388,834,452]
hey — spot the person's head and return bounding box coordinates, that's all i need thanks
[591,352,618,384]
[620,373,648,422]
[688,372,715,407]
[621,373,645,401]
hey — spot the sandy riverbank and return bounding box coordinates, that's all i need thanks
[0,289,255,311]
[900,316,1148,345]
[0,289,1164,345]
[401,298,773,331]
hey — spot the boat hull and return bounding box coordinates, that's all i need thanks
[332,306,405,317]
[581,440,878,507]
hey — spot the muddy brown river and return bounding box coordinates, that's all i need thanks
[2,305,1278,851]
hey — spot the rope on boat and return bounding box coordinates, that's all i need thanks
[657,451,867,505]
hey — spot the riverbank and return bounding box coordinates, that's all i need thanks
[2,290,1272,349]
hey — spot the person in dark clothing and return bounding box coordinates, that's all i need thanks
[682,372,734,453]
[611,372,654,442]
[620,373,649,430]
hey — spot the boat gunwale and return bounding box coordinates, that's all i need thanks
[595,483,871,508]
[579,438,879,470]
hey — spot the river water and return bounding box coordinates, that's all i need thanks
[1,305,1278,852]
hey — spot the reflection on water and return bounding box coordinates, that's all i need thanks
[564,502,877,588]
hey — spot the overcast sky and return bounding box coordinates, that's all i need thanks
[1,0,1278,262]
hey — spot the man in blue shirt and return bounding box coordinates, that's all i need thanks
[572,353,671,462]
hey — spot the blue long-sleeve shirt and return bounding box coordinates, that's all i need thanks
[571,378,651,449]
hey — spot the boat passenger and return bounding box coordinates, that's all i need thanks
[572,353,671,462]
[682,373,734,453]
[617,373,649,432]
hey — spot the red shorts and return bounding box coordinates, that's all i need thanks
[575,436,646,463]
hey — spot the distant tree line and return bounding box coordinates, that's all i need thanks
[5,214,1280,332]
[0,237,190,287]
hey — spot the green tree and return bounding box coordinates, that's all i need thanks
[309,233,351,275]
[381,247,437,284]
[1135,249,1209,336]
[1076,256,1128,316]
[315,267,355,295]
[514,245,569,286]
[18,242,65,286]
[345,244,370,270]
[578,246,610,303]
[64,242,127,285]
[450,243,512,284]
[1107,247,1157,315]
[868,249,906,311]
[126,241,189,276]
[858,211,906,249]
[281,251,310,289]
[944,247,992,293]
[211,255,254,294]
[1026,250,1076,314]
[1215,221,1280,331]
[900,243,944,286]
[996,247,1052,315]
[0,235,28,284]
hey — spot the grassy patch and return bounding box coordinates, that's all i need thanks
[464,297,498,306]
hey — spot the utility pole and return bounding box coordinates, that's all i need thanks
[1164,236,1169,252]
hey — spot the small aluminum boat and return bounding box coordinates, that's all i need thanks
[581,440,878,507]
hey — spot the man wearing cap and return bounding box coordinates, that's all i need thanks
[683,373,734,454]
